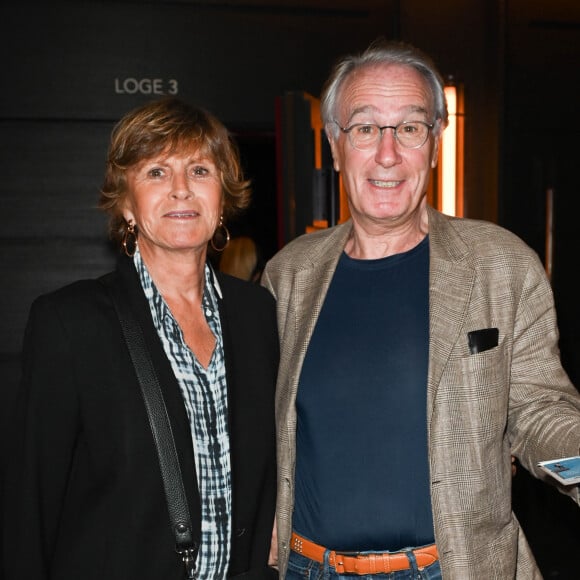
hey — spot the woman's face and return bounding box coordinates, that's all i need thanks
[122,147,222,257]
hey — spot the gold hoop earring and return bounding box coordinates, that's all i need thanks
[123,221,138,257]
[210,217,230,252]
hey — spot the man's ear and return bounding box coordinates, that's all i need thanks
[430,120,446,169]
[430,135,441,169]
[326,128,341,172]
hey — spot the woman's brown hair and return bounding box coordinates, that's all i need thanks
[98,97,251,246]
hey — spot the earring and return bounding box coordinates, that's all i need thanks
[210,216,230,252]
[122,220,138,257]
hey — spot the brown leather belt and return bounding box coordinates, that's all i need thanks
[291,532,438,575]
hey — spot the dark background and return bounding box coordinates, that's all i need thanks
[1,1,579,576]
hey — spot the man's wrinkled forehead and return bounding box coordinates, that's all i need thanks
[337,63,434,119]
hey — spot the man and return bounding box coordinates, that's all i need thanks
[262,39,580,579]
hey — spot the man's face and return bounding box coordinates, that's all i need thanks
[328,63,441,230]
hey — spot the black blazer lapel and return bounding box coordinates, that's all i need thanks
[108,255,202,537]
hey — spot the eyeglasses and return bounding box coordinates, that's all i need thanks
[335,120,434,150]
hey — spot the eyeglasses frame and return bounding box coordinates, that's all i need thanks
[334,120,435,150]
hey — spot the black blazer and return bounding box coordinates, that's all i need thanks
[2,255,279,580]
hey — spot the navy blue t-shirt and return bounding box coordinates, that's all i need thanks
[293,235,434,551]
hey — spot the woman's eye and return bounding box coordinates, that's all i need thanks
[192,166,209,176]
[148,167,164,178]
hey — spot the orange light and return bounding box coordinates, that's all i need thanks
[442,85,458,216]
[437,80,464,217]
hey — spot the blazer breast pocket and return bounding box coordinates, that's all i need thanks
[467,327,499,354]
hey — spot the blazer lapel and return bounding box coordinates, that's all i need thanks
[291,223,352,375]
[426,207,476,420]
[273,223,352,450]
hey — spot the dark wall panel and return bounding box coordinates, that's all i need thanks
[1,2,393,126]
[1,119,117,352]
[2,121,113,237]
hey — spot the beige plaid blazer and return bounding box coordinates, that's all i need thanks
[262,206,580,579]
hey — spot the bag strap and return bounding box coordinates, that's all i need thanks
[106,281,198,578]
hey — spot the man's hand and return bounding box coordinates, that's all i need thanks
[268,518,278,569]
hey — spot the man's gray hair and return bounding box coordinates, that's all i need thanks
[321,38,449,140]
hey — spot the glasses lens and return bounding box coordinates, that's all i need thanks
[349,124,380,150]
[396,122,429,148]
[343,121,431,150]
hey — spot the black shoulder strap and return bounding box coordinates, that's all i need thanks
[105,279,198,578]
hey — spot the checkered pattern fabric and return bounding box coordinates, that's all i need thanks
[135,249,231,578]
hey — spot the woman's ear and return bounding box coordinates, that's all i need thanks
[120,197,135,225]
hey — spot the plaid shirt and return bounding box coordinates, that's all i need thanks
[135,249,231,578]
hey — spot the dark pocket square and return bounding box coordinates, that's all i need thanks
[468,328,499,354]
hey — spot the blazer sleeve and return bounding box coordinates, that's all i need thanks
[507,253,580,503]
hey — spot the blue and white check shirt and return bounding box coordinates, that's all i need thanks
[134,249,232,579]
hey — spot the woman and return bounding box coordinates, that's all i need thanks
[2,98,279,579]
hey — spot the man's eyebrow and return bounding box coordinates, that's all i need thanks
[346,104,430,123]
[406,105,430,117]
[346,105,376,122]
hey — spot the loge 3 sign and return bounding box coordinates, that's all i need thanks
[114,78,179,95]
